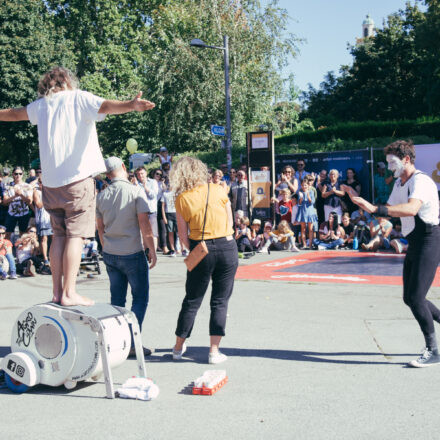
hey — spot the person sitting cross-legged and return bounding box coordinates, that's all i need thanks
[0,224,17,280]
[313,212,345,250]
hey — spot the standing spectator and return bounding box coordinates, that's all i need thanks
[294,158,309,183]
[374,162,394,204]
[297,178,318,249]
[2,166,33,239]
[161,161,171,183]
[0,224,17,279]
[275,165,298,196]
[171,157,238,364]
[220,164,230,184]
[1,167,13,188]
[26,169,37,184]
[271,188,295,224]
[230,170,249,217]
[96,157,157,358]
[33,175,52,271]
[212,169,229,193]
[161,183,178,256]
[136,167,160,252]
[322,169,345,222]
[228,168,237,187]
[0,66,155,306]
[0,178,6,226]
[157,147,173,167]
[341,168,361,215]
[315,169,328,225]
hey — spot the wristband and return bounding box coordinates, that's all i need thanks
[376,205,389,217]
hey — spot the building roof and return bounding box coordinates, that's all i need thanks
[363,14,374,26]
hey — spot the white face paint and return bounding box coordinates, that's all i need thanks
[386,154,405,178]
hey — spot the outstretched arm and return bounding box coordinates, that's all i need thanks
[350,195,422,218]
[98,92,155,115]
[0,107,29,121]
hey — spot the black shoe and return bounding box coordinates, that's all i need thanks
[128,347,153,358]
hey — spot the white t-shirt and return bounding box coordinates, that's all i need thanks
[387,171,439,236]
[27,90,106,188]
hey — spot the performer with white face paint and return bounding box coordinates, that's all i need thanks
[343,140,440,367]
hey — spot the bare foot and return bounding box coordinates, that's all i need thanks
[60,293,95,307]
[51,295,61,304]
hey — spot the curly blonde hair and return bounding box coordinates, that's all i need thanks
[170,157,208,196]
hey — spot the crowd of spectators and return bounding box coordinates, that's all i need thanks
[0,153,420,277]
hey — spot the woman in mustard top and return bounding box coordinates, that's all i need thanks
[170,157,238,364]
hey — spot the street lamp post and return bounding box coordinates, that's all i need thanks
[190,35,232,172]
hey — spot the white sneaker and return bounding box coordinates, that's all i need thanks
[290,246,300,252]
[208,351,227,364]
[408,348,440,368]
[317,245,326,250]
[172,343,187,360]
[257,248,268,254]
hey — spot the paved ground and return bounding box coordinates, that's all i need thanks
[1,251,440,440]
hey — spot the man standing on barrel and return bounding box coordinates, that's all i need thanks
[0,66,155,306]
[344,140,440,367]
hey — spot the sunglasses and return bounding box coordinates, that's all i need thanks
[0,232,5,235]
[14,172,23,176]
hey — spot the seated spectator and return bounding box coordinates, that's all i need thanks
[314,212,345,250]
[340,212,355,248]
[234,210,244,228]
[249,219,263,251]
[361,217,393,252]
[390,238,409,254]
[235,216,253,253]
[15,226,43,276]
[258,220,299,253]
[81,238,99,260]
[0,224,17,279]
[259,221,274,251]
[351,207,373,227]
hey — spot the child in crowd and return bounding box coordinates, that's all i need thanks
[341,211,355,248]
[258,220,299,253]
[15,226,43,276]
[271,188,294,224]
[0,224,17,279]
[235,216,253,253]
[296,178,318,249]
[249,219,263,251]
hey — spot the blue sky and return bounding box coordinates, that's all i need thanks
[260,0,424,93]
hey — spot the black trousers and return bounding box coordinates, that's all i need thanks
[175,236,238,338]
[403,223,440,338]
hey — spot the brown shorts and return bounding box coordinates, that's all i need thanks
[42,177,96,238]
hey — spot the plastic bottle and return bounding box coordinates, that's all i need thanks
[353,237,359,250]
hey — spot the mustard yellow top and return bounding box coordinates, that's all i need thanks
[175,183,233,240]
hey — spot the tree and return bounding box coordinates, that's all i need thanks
[0,0,75,165]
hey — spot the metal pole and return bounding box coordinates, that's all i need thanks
[223,35,232,172]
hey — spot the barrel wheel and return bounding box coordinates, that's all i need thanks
[4,373,30,393]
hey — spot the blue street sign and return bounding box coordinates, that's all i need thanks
[210,125,226,136]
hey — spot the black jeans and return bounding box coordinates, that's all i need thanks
[403,223,440,338]
[175,236,238,338]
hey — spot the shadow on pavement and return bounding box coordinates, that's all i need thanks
[148,346,414,365]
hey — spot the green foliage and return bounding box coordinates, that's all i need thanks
[0,0,75,165]
[301,2,437,124]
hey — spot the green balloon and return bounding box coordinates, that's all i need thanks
[126,138,138,154]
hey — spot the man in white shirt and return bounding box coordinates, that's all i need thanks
[0,66,155,306]
[345,140,440,368]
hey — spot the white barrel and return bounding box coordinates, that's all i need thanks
[5,303,131,387]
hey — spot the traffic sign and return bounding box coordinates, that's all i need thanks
[210,125,225,136]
